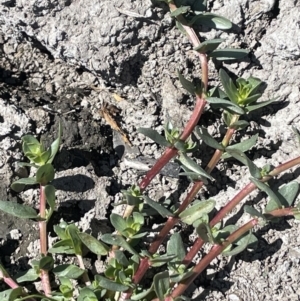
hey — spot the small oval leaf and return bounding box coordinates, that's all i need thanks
[194,38,224,54]
[36,164,55,185]
[209,48,249,60]
[177,70,196,94]
[78,232,109,256]
[195,126,224,150]
[179,199,215,225]
[206,97,245,115]
[143,196,174,218]
[245,98,277,112]
[138,128,171,147]
[52,264,84,279]
[0,200,38,219]
[189,13,232,30]
[178,153,214,181]
[223,134,258,159]
[226,149,261,179]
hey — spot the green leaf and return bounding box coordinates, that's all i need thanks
[52,264,85,279]
[78,287,97,301]
[245,98,277,112]
[143,196,174,218]
[244,205,266,220]
[22,135,41,154]
[39,256,54,271]
[189,13,232,30]
[0,200,38,219]
[48,121,62,164]
[167,233,186,262]
[206,97,245,115]
[195,126,224,150]
[59,277,73,298]
[265,181,299,213]
[194,38,224,54]
[241,93,262,106]
[177,71,196,94]
[138,128,171,147]
[130,283,155,301]
[48,239,75,254]
[178,153,214,181]
[209,48,249,60]
[96,275,129,292]
[45,184,56,219]
[222,134,258,159]
[250,178,282,209]
[11,177,37,192]
[225,149,261,179]
[101,234,138,256]
[175,20,187,36]
[178,171,207,184]
[0,288,23,301]
[110,213,128,234]
[179,199,215,225]
[278,181,299,207]
[16,268,39,283]
[133,211,144,225]
[171,6,191,17]
[53,223,69,240]
[17,162,38,168]
[229,120,249,130]
[113,250,129,267]
[78,232,109,256]
[245,76,264,95]
[36,164,55,185]
[66,224,82,255]
[150,254,177,267]
[153,271,170,301]
[195,216,215,243]
[219,69,239,104]
[223,231,254,256]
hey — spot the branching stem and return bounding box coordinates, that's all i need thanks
[183,155,300,265]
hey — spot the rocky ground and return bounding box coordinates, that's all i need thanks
[0,0,300,300]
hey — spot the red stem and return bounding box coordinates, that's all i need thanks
[183,155,300,265]
[139,95,206,190]
[169,219,259,298]
[170,204,300,299]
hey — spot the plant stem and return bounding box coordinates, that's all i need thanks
[169,204,299,299]
[139,94,206,191]
[0,264,19,289]
[39,185,51,297]
[169,219,258,298]
[77,255,91,286]
[0,264,38,300]
[131,106,238,287]
[183,155,300,265]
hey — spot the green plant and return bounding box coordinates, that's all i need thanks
[1,1,300,300]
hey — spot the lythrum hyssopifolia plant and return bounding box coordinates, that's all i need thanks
[1,1,300,300]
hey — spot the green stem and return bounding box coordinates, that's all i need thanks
[39,185,51,297]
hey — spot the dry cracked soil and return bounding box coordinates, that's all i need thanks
[0,0,300,300]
